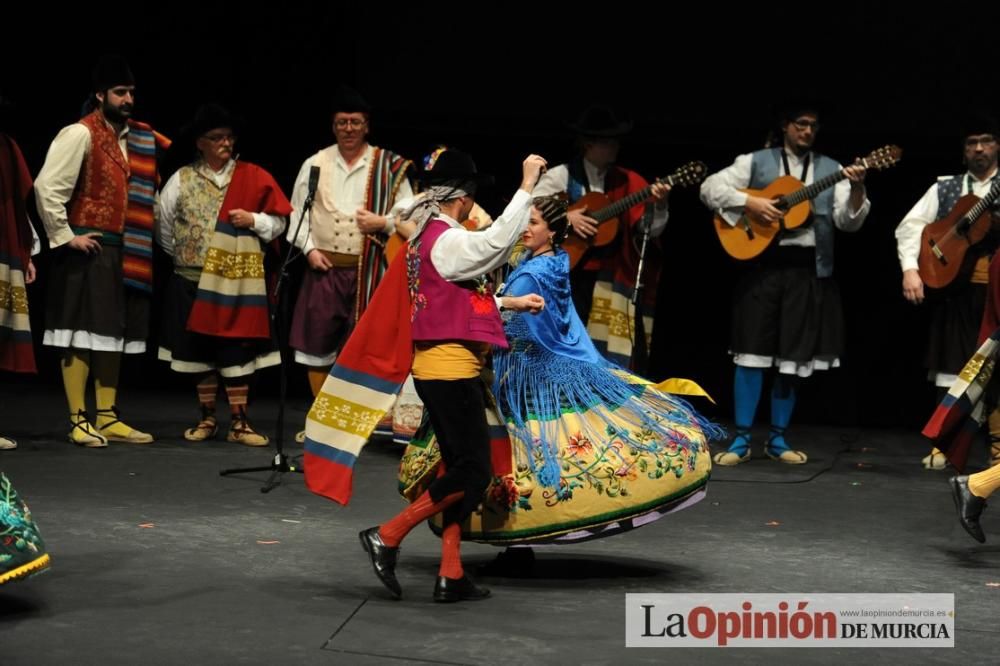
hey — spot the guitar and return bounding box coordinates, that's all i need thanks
[713,145,903,260]
[563,160,708,269]
[918,179,1000,289]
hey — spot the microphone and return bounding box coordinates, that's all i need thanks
[290,165,321,256]
[304,165,320,207]
[641,201,655,234]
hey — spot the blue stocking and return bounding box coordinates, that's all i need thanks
[731,366,764,454]
[768,374,798,453]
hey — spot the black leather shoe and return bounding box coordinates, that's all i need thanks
[359,527,402,598]
[950,476,987,544]
[433,574,491,603]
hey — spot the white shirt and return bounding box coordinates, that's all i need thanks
[156,159,286,257]
[534,160,669,237]
[894,169,998,272]
[29,222,40,256]
[428,190,532,282]
[34,119,129,249]
[699,151,870,247]
[287,144,414,254]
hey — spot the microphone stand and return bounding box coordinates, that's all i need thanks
[630,203,654,375]
[219,192,314,492]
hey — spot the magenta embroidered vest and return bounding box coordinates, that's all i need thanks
[408,219,507,348]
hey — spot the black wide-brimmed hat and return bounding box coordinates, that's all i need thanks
[775,97,822,123]
[414,149,494,188]
[181,103,243,142]
[91,54,135,92]
[331,84,372,116]
[959,109,1000,139]
[567,105,633,137]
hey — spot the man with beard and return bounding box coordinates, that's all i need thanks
[896,113,1000,470]
[35,55,170,447]
[700,101,869,466]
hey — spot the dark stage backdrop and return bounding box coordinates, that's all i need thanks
[4,6,997,429]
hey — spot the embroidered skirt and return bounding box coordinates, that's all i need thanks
[398,376,716,545]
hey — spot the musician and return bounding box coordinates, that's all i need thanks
[286,86,413,416]
[699,102,869,465]
[895,113,1000,470]
[156,104,290,446]
[532,106,670,366]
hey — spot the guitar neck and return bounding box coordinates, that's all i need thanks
[964,182,1000,222]
[774,146,901,208]
[593,179,665,222]
[780,170,845,207]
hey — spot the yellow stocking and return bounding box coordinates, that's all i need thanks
[61,350,91,416]
[92,350,121,423]
[62,351,104,445]
[969,464,1000,500]
[91,351,151,442]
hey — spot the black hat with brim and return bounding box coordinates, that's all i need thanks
[92,54,135,92]
[331,85,372,116]
[775,97,822,124]
[413,149,494,188]
[180,103,243,143]
[567,105,633,137]
[960,109,1000,139]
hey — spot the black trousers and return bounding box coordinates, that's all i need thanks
[413,377,492,526]
[925,279,986,377]
[731,247,844,363]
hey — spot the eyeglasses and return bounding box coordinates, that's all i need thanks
[202,133,236,144]
[334,118,367,129]
[791,118,820,131]
[965,136,997,148]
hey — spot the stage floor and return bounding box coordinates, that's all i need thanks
[1,386,997,664]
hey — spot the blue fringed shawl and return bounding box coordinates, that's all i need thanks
[493,251,722,488]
